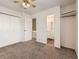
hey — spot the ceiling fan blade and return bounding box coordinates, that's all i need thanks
[31,0,36,1]
[14,1,19,3]
[14,0,23,3]
[28,0,36,8]
[32,4,36,8]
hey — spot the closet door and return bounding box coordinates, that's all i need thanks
[61,16,76,49]
[0,14,23,47]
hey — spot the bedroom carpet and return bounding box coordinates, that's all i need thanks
[0,40,77,59]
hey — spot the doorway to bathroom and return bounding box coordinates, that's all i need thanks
[47,15,54,46]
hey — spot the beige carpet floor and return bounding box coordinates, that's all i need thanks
[0,40,77,59]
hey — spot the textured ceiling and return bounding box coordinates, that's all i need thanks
[0,0,75,14]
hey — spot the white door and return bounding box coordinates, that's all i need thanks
[25,15,32,41]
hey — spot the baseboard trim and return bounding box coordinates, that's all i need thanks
[61,46,75,51]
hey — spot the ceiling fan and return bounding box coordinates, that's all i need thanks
[14,0,36,9]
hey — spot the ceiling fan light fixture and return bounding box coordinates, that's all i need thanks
[22,2,30,8]
[14,0,36,8]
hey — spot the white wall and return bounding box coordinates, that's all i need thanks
[0,6,31,47]
[60,4,77,49]
[61,4,76,14]
[75,3,78,55]
[32,6,60,48]
[75,14,78,56]
[0,6,22,17]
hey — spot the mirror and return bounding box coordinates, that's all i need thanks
[32,18,36,40]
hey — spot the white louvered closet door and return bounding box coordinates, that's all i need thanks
[0,14,23,47]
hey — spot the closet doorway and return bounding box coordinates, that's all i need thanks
[32,18,36,41]
[47,15,54,45]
